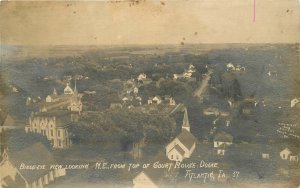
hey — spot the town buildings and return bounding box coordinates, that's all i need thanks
[0,143,66,188]
[25,82,82,149]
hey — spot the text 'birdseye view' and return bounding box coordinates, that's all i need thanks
[0,1,300,188]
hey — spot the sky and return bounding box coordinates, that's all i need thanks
[0,0,300,46]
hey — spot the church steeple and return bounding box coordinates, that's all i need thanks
[182,108,190,132]
[53,88,57,95]
[73,79,77,93]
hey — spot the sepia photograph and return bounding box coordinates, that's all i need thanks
[0,0,300,187]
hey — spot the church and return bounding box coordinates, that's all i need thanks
[40,81,83,114]
[165,108,197,162]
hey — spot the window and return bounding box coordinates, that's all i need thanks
[176,155,179,160]
[283,154,285,159]
[57,130,60,137]
[58,140,61,147]
[50,130,53,137]
[171,155,173,159]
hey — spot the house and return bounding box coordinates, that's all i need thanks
[0,143,66,188]
[133,87,139,94]
[291,98,299,108]
[133,171,159,188]
[45,89,59,103]
[188,64,196,73]
[136,96,142,102]
[213,131,233,156]
[162,96,176,106]
[259,144,273,160]
[137,73,147,81]
[122,96,129,103]
[290,155,299,162]
[203,107,220,116]
[226,63,235,70]
[25,111,73,149]
[169,98,176,106]
[148,96,162,105]
[215,143,226,156]
[262,153,270,159]
[280,148,299,162]
[213,131,233,147]
[241,98,256,115]
[173,72,192,80]
[133,152,172,188]
[280,148,292,160]
[226,63,246,71]
[64,83,74,95]
[166,109,196,161]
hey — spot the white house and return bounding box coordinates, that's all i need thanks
[203,107,220,116]
[138,73,147,81]
[280,148,292,160]
[262,153,270,159]
[0,143,66,188]
[213,131,233,148]
[213,131,233,156]
[169,97,176,106]
[280,148,299,162]
[166,109,196,161]
[188,64,196,73]
[226,63,235,70]
[290,155,299,162]
[163,96,176,106]
[291,98,299,108]
[64,83,74,95]
[133,87,139,94]
[226,63,245,71]
[148,96,162,105]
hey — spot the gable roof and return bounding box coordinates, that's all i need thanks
[214,131,233,143]
[133,151,169,186]
[280,148,292,154]
[8,143,56,183]
[169,144,185,156]
[153,96,161,100]
[33,110,72,125]
[280,147,299,156]
[177,129,196,150]
[1,114,15,127]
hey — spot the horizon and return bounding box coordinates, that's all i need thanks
[1,0,300,46]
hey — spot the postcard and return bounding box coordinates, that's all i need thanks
[0,0,300,187]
